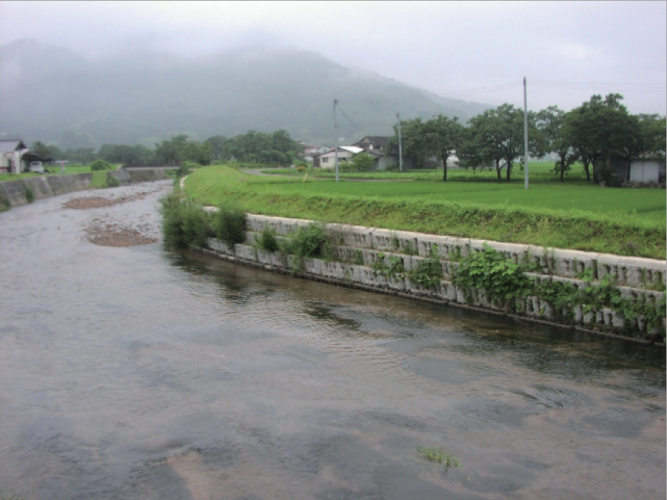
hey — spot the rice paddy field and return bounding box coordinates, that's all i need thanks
[182,163,666,259]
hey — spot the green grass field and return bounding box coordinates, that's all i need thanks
[184,164,665,259]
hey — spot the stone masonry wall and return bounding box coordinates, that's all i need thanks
[201,214,666,341]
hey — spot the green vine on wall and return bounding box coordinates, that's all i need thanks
[453,244,666,339]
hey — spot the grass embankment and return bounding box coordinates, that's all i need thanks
[182,165,666,259]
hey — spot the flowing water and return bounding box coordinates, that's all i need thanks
[0,182,664,500]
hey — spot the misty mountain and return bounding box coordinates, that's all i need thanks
[0,39,491,148]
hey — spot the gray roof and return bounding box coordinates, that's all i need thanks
[0,140,27,153]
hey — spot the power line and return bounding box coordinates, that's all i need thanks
[531,80,666,93]
[434,82,520,98]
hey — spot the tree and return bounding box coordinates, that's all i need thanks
[536,106,579,182]
[422,115,464,181]
[634,114,666,160]
[466,104,525,182]
[156,135,189,164]
[98,144,156,165]
[565,94,638,184]
[204,135,227,161]
[386,118,428,169]
[155,135,211,165]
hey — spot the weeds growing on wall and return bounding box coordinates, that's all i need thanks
[215,201,247,247]
[255,224,280,252]
[453,244,666,338]
[406,250,443,288]
[24,186,35,203]
[372,253,405,278]
[282,223,329,259]
[453,244,533,306]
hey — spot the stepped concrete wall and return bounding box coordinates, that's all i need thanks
[202,214,666,342]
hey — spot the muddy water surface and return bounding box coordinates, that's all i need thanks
[0,183,664,500]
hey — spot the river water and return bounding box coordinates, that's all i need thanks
[0,182,664,500]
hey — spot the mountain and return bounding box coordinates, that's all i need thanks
[0,39,491,148]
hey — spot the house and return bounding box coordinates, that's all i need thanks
[304,146,332,164]
[352,136,389,152]
[317,146,363,169]
[0,140,29,174]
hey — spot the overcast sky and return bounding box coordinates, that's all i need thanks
[1,1,665,114]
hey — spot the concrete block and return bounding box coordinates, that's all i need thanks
[234,244,257,262]
[207,238,233,255]
[304,258,323,275]
[0,180,28,206]
[371,228,398,252]
[23,177,53,199]
[108,169,132,186]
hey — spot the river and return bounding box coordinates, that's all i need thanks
[0,182,664,500]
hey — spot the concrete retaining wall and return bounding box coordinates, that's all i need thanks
[202,214,666,341]
[0,168,167,209]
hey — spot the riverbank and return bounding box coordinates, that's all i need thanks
[0,168,172,211]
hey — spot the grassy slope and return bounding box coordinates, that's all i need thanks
[183,165,666,259]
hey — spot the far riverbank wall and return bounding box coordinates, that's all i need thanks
[198,214,666,343]
[0,169,169,209]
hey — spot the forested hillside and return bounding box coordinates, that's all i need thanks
[0,39,490,148]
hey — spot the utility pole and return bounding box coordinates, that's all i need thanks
[334,99,339,183]
[397,113,403,173]
[523,77,529,190]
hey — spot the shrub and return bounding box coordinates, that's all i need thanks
[90,159,113,171]
[106,173,120,188]
[177,161,201,178]
[406,255,442,288]
[385,164,399,172]
[215,201,247,247]
[24,186,35,203]
[158,194,215,248]
[256,224,280,252]
[452,244,532,304]
[283,223,328,258]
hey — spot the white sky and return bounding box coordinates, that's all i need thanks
[1,1,665,114]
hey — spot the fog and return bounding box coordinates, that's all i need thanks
[1,1,665,115]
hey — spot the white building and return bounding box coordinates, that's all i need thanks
[0,140,29,174]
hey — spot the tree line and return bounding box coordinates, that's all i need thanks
[29,129,303,167]
[386,93,666,184]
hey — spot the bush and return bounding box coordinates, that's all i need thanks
[385,164,399,172]
[285,223,328,258]
[24,186,35,203]
[351,152,374,172]
[256,224,280,252]
[106,173,120,188]
[215,201,247,247]
[158,194,215,248]
[90,159,113,171]
[452,244,532,304]
[177,161,202,178]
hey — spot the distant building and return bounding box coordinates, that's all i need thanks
[0,140,52,174]
[595,153,666,185]
[352,136,389,152]
[0,140,29,174]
